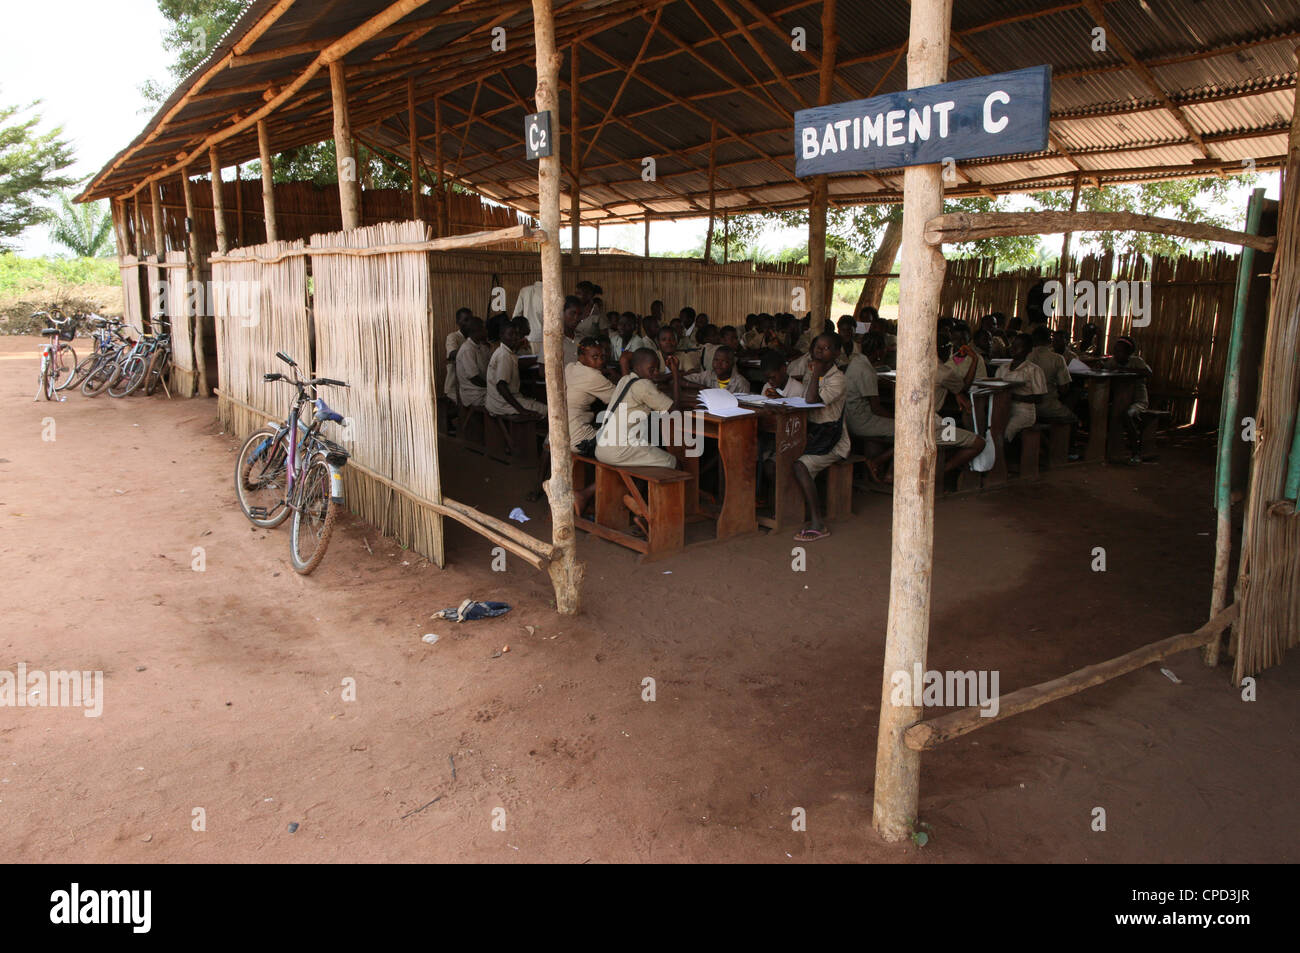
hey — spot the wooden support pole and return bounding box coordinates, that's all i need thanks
[723,212,729,263]
[134,197,146,258]
[181,167,208,397]
[807,0,836,325]
[704,120,717,262]
[235,163,245,247]
[644,216,651,257]
[927,210,1277,254]
[434,96,446,237]
[112,198,130,258]
[570,43,581,267]
[257,120,279,243]
[209,147,229,254]
[872,0,952,845]
[1059,172,1082,274]
[408,77,421,222]
[330,59,362,231]
[150,180,165,259]
[532,0,584,615]
[905,605,1239,751]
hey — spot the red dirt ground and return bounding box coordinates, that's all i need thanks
[1,334,1296,863]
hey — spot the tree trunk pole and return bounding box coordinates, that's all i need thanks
[532,0,584,615]
[330,60,361,231]
[704,120,717,262]
[723,212,730,263]
[234,163,245,247]
[257,120,279,243]
[854,216,903,314]
[807,0,836,327]
[569,43,581,267]
[408,77,421,222]
[644,216,650,257]
[150,180,165,259]
[209,148,229,254]
[434,96,446,237]
[134,196,146,258]
[181,167,208,398]
[872,0,953,844]
[112,199,130,258]
[1060,172,1082,284]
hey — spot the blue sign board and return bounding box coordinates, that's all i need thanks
[794,65,1051,177]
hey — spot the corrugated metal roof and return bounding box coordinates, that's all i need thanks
[81,0,1299,224]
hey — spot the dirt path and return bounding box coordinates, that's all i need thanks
[1,334,1295,862]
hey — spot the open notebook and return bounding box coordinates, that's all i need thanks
[696,388,755,417]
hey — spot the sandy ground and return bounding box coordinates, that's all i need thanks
[1,334,1296,863]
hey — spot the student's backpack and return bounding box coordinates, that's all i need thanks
[968,391,997,473]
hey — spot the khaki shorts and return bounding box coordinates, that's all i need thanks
[935,423,979,448]
[1126,402,1149,417]
[797,450,847,478]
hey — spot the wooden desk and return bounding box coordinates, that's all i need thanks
[699,411,758,539]
[970,380,1014,486]
[756,405,809,530]
[1074,370,1138,462]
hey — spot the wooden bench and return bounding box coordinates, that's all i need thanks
[486,412,541,467]
[571,454,691,560]
[824,453,866,520]
[1018,426,1043,480]
[458,404,487,451]
[1140,408,1172,449]
[1040,420,1073,468]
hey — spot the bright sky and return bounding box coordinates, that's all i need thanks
[0,0,1280,261]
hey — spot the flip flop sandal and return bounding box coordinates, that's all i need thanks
[794,528,830,542]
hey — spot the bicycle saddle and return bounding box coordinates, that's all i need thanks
[315,398,344,424]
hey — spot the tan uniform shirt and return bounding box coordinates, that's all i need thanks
[595,373,677,469]
[1102,355,1151,406]
[565,361,615,449]
[995,358,1048,397]
[444,329,465,402]
[486,344,544,416]
[455,338,490,407]
[805,364,851,460]
[844,353,892,437]
[787,352,811,381]
[687,369,751,394]
[1028,345,1072,418]
[933,360,969,424]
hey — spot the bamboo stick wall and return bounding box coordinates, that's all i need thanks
[310,221,446,568]
[164,250,196,395]
[1233,147,1300,682]
[118,257,144,330]
[213,239,312,439]
[940,251,1239,426]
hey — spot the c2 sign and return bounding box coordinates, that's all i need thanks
[794,65,1051,177]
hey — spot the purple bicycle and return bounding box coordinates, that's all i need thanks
[233,351,350,574]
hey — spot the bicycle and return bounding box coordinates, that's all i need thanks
[109,319,170,398]
[81,321,137,398]
[31,311,78,398]
[233,351,351,574]
[66,316,118,390]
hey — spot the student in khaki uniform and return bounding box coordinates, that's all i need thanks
[596,348,682,470]
[1102,335,1154,464]
[487,323,546,418]
[1028,325,1076,424]
[699,325,723,370]
[609,312,649,362]
[540,295,583,367]
[444,307,473,405]
[934,337,986,468]
[687,345,751,394]
[787,350,811,381]
[995,332,1048,443]
[649,326,702,376]
[454,317,491,409]
[792,334,851,541]
[845,331,894,441]
[946,323,988,381]
[760,349,805,399]
[566,338,618,515]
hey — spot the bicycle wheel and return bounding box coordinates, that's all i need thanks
[110,355,147,397]
[52,343,78,390]
[67,353,99,389]
[40,360,56,401]
[81,358,118,397]
[235,427,291,528]
[289,459,338,575]
[143,348,170,396]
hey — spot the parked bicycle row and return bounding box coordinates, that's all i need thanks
[34,309,172,402]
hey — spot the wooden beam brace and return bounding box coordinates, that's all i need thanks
[925,210,1277,253]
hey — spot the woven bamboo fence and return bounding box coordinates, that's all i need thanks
[118,257,144,329]
[213,239,311,438]
[310,221,446,567]
[1233,158,1300,682]
[163,250,197,396]
[940,250,1239,426]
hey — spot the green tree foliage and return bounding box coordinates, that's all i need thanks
[142,0,248,105]
[0,98,79,250]
[50,194,114,258]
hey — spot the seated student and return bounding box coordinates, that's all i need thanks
[787,347,811,382]
[610,312,649,362]
[648,325,702,376]
[687,345,751,394]
[977,313,1009,358]
[566,337,618,514]
[1074,322,1102,358]
[596,347,683,471]
[795,313,814,354]
[485,311,510,346]
[1101,335,1154,464]
[792,334,851,541]
[835,314,859,367]
[946,322,988,381]
[859,306,895,349]
[760,348,805,399]
[641,312,661,346]
[924,335,987,477]
[741,314,763,351]
[511,315,534,355]
[845,331,894,441]
[717,324,742,362]
[1052,328,1080,364]
[455,316,491,409]
[699,325,723,370]
[1028,325,1077,425]
[444,307,474,409]
[1025,277,1052,332]
[995,332,1048,444]
[487,322,547,419]
[680,307,706,346]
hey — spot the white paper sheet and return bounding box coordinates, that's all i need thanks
[697,388,754,417]
[1068,358,1092,374]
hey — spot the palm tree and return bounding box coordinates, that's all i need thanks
[50,194,114,258]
